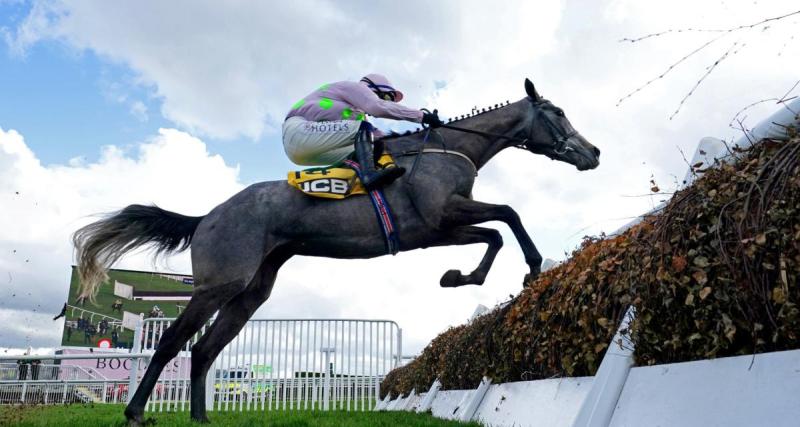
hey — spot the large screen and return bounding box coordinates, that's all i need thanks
[61,267,193,349]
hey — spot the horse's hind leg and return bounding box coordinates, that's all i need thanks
[124,283,241,426]
[436,226,503,288]
[188,251,288,422]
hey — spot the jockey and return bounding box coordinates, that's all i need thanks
[283,73,443,190]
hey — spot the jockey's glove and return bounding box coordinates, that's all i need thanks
[421,109,444,128]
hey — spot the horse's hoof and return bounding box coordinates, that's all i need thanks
[523,270,540,288]
[440,270,463,288]
[191,413,210,424]
[124,407,144,427]
[126,417,144,427]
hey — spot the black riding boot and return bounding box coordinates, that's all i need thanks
[355,121,405,190]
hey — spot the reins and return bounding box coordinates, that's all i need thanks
[433,99,575,154]
[435,123,530,149]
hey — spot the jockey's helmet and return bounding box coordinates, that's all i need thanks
[360,73,404,102]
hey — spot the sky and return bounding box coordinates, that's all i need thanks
[1,0,799,356]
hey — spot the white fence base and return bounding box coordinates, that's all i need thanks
[380,304,798,426]
[383,349,800,427]
[476,377,593,427]
[609,349,800,427]
[430,390,471,420]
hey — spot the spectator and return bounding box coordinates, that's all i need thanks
[17,360,29,380]
[30,359,41,380]
[111,330,119,348]
[111,299,123,313]
[66,323,73,341]
[99,319,109,335]
[84,324,97,344]
[53,302,67,320]
[149,305,162,319]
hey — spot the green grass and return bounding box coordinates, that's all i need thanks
[0,404,481,426]
[105,270,193,293]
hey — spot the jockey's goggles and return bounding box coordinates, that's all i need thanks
[361,77,398,102]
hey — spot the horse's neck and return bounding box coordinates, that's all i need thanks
[439,105,523,170]
[384,101,524,169]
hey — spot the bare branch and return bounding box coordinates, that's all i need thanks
[677,144,696,183]
[733,118,756,146]
[617,34,726,106]
[620,9,800,43]
[618,8,800,116]
[670,39,744,120]
[778,79,800,102]
[729,79,800,130]
[729,98,780,130]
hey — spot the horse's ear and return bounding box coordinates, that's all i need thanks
[524,78,541,101]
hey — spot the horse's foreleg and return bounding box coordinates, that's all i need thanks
[435,226,503,287]
[442,195,543,281]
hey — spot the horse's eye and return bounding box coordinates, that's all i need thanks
[556,110,565,117]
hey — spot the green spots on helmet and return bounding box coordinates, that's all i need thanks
[318,83,330,91]
[291,99,305,110]
[356,112,366,121]
[319,97,334,110]
[341,108,353,119]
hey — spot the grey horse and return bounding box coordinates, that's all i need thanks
[72,79,599,425]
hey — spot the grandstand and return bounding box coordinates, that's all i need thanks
[61,267,193,349]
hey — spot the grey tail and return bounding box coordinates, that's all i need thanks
[72,204,204,301]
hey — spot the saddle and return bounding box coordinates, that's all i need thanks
[287,153,396,199]
[286,153,400,255]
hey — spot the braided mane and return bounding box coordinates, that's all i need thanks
[382,100,513,140]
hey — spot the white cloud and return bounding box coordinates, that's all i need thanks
[3,0,564,140]
[0,127,243,347]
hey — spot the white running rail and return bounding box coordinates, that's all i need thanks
[136,318,402,413]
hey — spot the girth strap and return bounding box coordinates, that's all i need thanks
[394,147,479,182]
[342,159,400,255]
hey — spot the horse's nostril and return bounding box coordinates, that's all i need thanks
[593,147,601,157]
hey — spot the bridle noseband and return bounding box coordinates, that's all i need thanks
[531,100,577,155]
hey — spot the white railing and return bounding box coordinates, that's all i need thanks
[0,353,151,406]
[67,304,123,326]
[0,362,106,381]
[137,318,402,413]
[0,318,402,411]
[0,380,130,404]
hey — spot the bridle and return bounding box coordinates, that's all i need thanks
[425,98,576,155]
